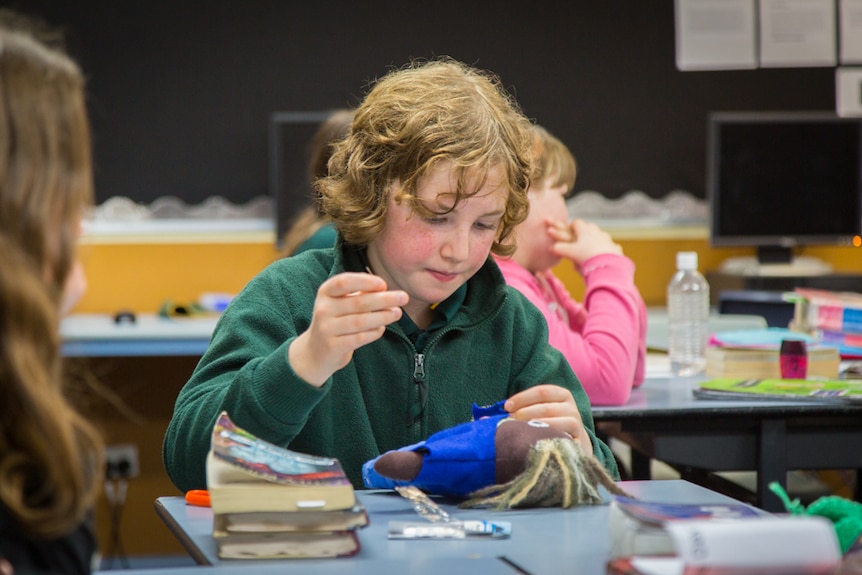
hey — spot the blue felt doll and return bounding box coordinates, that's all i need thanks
[363,404,630,509]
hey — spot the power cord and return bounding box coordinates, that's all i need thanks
[103,473,130,569]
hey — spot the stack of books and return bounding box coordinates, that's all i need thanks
[608,495,762,559]
[705,327,841,379]
[607,495,841,575]
[206,412,368,559]
[705,343,840,379]
[792,288,862,358]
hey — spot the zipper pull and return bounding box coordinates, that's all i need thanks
[407,353,427,425]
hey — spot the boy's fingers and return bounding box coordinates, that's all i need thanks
[333,290,408,315]
[323,273,388,297]
[335,307,403,335]
[505,384,569,411]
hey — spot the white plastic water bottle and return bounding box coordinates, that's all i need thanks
[667,251,710,376]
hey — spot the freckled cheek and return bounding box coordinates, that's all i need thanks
[381,227,438,266]
[469,234,497,265]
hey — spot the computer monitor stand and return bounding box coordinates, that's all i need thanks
[719,254,833,277]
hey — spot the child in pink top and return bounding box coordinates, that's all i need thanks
[495,125,646,405]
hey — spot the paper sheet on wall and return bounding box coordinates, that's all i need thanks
[759,0,837,67]
[840,0,862,64]
[675,0,757,70]
[836,67,862,117]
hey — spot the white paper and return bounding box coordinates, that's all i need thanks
[836,67,862,116]
[840,0,862,63]
[666,516,840,568]
[645,353,673,378]
[629,557,684,575]
[675,0,757,70]
[759,0,837,67]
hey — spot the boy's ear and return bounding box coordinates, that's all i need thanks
[373,450,425,481]
[494,419,571,484]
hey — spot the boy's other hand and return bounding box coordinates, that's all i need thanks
[504,384,593,455]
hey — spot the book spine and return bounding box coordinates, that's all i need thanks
[807,303,862,334]
[819,329,862,348]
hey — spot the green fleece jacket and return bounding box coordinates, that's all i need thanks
[163,243,619,492]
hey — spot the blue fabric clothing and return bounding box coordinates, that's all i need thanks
[362,414,506,497]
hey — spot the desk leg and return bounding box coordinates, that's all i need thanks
[630,450,651,480]
[758,419,787,513]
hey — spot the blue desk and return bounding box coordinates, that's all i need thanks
[593,375,862,512]
[154,480,755,575]
[96,557,514,575]
[61,313,218,357]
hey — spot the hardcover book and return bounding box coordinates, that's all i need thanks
[608,495,761,559]
[794,288,862,335]
[206,411,357,514]
[705,344,840,379]
[815,329,862,357]
[608,496,840,574]
[608,519,839,575]
[212,504,369,534]
[214,529,361,559]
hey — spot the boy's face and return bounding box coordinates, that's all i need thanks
[367,161,507,326]
[514,176,569,272]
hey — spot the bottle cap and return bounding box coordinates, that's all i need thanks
[676,251,698,270]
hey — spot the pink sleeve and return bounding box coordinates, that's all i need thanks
[540,254,647,406]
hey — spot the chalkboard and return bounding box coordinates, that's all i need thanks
[11,0,835,212]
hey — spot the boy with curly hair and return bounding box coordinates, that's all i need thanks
[163,58,618,491]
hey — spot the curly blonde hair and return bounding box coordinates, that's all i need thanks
[318,58,533,257]
[0,19,103,539]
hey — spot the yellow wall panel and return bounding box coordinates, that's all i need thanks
[74,237,862,314]
[76,242,280,314]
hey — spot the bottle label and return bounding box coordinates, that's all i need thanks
[779,339,808,379]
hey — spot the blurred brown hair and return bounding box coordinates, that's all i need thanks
[279,108,354,257]
[0,15,103,538]
[530,124,577,195]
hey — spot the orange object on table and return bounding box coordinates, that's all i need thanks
[185,489,210,507]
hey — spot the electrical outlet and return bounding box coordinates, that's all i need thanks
[105,444,139,479]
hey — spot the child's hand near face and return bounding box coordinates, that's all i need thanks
[289,272,408,386]
[503,384,593,455]
[547,218,622,267]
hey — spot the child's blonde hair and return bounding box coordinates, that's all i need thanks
[530,124,577,194]
[319,58,533,257]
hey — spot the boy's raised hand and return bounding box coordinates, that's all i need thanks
[289,272,407,386]
[504,384,593,455]
[547,218,622,267]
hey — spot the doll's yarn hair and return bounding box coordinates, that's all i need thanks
[459,437,631,510]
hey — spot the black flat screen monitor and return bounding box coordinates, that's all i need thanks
[707,111,862,264]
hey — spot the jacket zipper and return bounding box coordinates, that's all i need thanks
[407,353,426,426]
